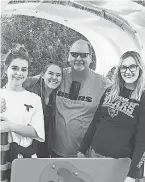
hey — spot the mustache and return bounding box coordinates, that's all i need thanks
[74,60,85,63]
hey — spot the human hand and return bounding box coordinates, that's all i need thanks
[124,177,135,182]
[0,116,11,133]
[0,98,6,113]
[77,152,86,158]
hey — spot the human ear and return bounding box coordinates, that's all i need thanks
[67,53,71,63]
[41,74,45,79]
[88,55,93,65]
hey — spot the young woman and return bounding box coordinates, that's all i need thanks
[77,51,145,182]
[24,60,63,158]
[0,45,45,180]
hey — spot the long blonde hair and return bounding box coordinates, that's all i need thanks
[109,51,145,101]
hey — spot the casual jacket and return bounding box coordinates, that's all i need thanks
[24,76,57,157]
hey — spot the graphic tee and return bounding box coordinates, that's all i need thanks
[54,68,108,157]
[79,87,145,178]
[0,89,45,157]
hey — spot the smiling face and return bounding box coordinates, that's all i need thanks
[5,58,28,87]
[120,56,140,84]
[43,64,62,89]
[69,41,92,71]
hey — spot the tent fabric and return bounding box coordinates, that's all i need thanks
[1,0,145,74]
[1,0,145,177]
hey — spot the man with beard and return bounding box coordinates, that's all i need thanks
[52,39,109,157]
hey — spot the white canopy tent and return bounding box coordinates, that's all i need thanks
[1,0,145,177]
[1,0,145,75]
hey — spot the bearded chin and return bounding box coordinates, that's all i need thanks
[74,65,85,71]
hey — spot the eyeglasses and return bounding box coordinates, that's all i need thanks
[70,52,90,58]
[120,64,139,73]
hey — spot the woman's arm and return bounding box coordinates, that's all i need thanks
[127,93,145,179]
[78,106,101,154]
[0,95,45,142]
[78,91,106,154]
[0,116,38,138]
[28,95,45,142]
[22,75,40,89]
[10,123,38,138]
[124,177,135,182]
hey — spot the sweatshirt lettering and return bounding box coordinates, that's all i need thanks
[57,91,92,103]
[103,95,139,118]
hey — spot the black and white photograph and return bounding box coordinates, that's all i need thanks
[0,1,145,182]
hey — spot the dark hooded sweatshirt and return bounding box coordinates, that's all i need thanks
[79,87,145,178]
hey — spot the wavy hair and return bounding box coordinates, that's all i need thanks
[109,51,145,101]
